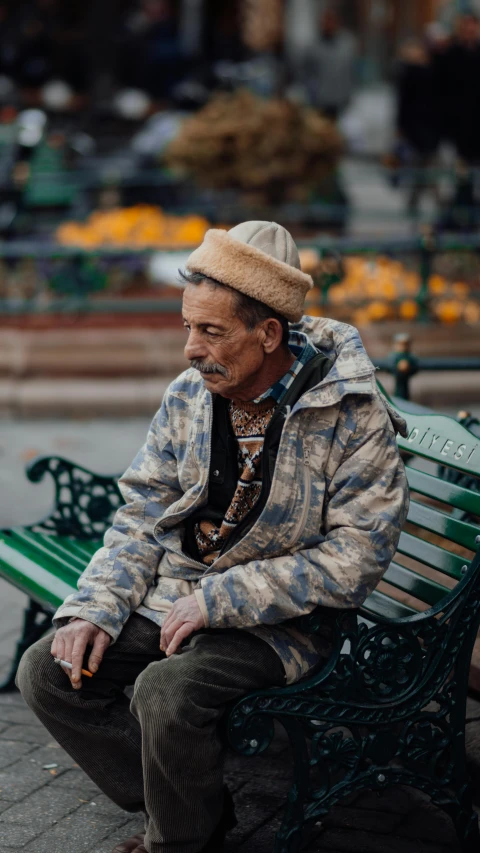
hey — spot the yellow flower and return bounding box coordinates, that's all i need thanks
[56,206,210,248]
[298,248,320,274]
[428,274,447,294]
[434,299,463,323]
[399,300,419,320]
[463,301,480,325]
[451,281,470,299]
[367,301,392,322]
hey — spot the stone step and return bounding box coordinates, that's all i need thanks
[0,329,188,379]
[1,323,479,380]
[0,377,174,418]
[1,373,478,418]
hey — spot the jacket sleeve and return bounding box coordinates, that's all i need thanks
[198,415,409,630]
[53,393,183,641]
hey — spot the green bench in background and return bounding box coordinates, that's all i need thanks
[0,455,122,691]
[1,396,480,852]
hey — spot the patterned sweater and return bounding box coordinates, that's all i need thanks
[194,331,317,565]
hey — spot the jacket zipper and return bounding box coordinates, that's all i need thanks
[288,443,312,547]
[153,397,213,570]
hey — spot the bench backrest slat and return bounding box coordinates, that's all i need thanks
[383,560,450,606]
[13,529,88,573]
[397,531,468,580]
[406,467,480,517]
[0,538,77,610]
[361,588,417,620]
[9,529,88,577]
[54,536,99,561]
[407,499,479,552]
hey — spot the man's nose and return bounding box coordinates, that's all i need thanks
[184,329,208,362]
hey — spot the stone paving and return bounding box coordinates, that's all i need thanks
[0,685,478,852]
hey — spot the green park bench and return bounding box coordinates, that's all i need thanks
[0,393,480,852]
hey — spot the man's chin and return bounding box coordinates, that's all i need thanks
[200,373,229,393]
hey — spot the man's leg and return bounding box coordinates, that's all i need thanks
[16,613,163,813]
[130,628,285,853]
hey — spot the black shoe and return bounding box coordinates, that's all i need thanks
[200,786,237,853]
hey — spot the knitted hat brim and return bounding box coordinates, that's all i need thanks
[186,229,313,323]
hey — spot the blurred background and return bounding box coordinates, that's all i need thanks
[1,0,480,588]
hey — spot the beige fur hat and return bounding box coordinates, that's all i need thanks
[185,221,313,322]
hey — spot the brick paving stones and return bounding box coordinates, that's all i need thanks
[0,690,477,852]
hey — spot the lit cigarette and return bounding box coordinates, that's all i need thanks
[54,658,93,678]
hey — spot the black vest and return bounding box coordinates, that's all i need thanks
[183,352,331,562]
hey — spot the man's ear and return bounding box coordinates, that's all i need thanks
[262,318,284,353]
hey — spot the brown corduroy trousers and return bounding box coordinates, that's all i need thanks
[16,613,285,853]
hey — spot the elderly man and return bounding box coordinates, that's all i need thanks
[17,222,409,853]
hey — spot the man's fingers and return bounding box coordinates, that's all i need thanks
[161,618,183,651]
[87,632,110,673]
[71,636,88,689]
[54,634,65,668]
[161,606,177,633]
[160,608,178,649]
[166,623,194,657]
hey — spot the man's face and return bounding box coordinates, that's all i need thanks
[182,282,268,400]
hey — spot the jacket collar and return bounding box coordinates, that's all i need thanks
[294,315,376,384]
[291,316,407,436]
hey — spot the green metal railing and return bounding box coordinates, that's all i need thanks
[374,333,480,400]
[0,231,479,320]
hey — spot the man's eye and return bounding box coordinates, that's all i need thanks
[183,325,191,332]
[206,330,218,337]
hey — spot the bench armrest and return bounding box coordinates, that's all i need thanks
[26,455,123,540]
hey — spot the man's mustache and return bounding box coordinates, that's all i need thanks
[190,359,228,377]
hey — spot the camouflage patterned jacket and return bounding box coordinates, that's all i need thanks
[54,316,410,684]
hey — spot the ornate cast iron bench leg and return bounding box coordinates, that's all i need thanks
[273,717,312,853]
[0,599,52,692]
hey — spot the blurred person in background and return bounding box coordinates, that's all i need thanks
[121,0,182,102]
[303,7,357,120]
[440,11,480,162]
[394,36,441,219]
[437,12,480,230]
[15,12,54,91]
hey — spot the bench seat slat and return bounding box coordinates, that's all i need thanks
[0,539,76,611]
[406,467,480,517]
[407,499,480,552]
[383,561,449,606]
[397,531,467,579]
[361,589,417,621]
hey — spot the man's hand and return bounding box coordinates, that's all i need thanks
[51,619,111,690]
[160,595,205,657]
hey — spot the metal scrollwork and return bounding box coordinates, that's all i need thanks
[354,628,423,701]
[400,718,453,783]
[26,456,123,540]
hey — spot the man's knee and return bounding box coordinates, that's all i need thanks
[16,635,55,704]
[131,658,196,727]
